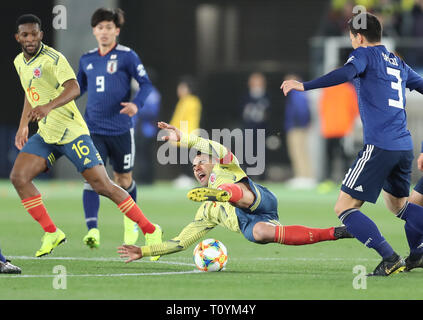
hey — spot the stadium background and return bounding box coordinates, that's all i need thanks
[2,0,423,184]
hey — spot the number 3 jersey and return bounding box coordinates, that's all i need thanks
[345,45,423,151]
[77,44,153,136]
[14,43,89,145]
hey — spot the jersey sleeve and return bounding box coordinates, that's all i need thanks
[345,47,368,75]
[76,57,87,96]
[53,53,77,86]
[127,50,153,108]
[180,132,237,165]
[140,216,216,257]
[405,63,423,93]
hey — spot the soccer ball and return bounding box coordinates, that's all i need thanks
[193,238,228,272]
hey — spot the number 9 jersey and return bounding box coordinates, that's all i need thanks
[77,44,153,136]
[345,45,423,151]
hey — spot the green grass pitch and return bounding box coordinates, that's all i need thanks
[0,179,422,300]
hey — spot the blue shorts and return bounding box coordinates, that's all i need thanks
[91,128,135,173]
[21,133,103,173]
[235,178,280,243]
[341,144,413,203]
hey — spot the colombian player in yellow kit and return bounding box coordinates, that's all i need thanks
[10,14,162,257]
[117,121,353,262]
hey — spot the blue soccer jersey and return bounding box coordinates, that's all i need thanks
[77,44,153,135]
[345,45,423,151]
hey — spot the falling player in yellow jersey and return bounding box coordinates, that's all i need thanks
[10,14,162,258]
[117,121,353,262]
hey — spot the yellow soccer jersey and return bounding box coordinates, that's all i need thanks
[14,43,89,144]
[140,133,247,257]
[140,201,241,257]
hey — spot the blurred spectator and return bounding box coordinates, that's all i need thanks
[400,0,423,70]
[169,76,202,188]
[240,72,270,180]
[283,74,315,189]
[317,0,358,36]
[317,81,359,193]
[132,84,161,185]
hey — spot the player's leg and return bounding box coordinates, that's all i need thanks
[387,175,423,271]
[9,135,66,257]
[82,134,106,248]
[336,145,406,276]
[114,171,140,245]
[108,129,143,246]
[383,151,423,271]
[81,165,161,240]
[187,181,255,208]
[254,221,352,245]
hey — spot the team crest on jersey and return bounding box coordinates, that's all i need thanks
[33,67,42,78]
[209,173,216,184]
[107,60,118,74]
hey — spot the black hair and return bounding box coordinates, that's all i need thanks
[91,7,125,28]
[348,12,382,43]
[178,75,198,95]
[16,14,42,33]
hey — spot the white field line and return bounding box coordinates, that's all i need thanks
[8,255,194,266]
[9,255,380,263]
[1,270,201,279]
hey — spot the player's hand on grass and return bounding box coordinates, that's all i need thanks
[157,121,181,142]
[117,244,143,263]
[417,153,423,172]
[15,126,29,150]
[280,79,304,96]
[28,103,53,122]
[120,102,138,117]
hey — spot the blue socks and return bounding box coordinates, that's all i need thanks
[397,202,423,258]
[339,209,394,259]
[0,248,7,263]
[83,182,100,230]
[83,180,138,230]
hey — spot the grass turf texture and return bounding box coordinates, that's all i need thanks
[0,179,422,300]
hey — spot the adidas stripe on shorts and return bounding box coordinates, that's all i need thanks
[340,144,414,203]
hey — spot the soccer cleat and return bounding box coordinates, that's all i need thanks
[0,260,21,274]
[123,216,139,245]
[83,228,100,249]
[187,187,231,202]
[36,228,66,257]
[333,225,354,239]
[367,252,406,276]
[404,253,423,272]
[145,224,163,261]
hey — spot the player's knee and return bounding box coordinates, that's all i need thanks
[9,169,28,188]
[89,177,114,197]
[252,223,272,243]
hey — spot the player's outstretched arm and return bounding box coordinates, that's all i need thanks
[158,121,233,164]
[28,79,80,122]
[280,63,358,96]
[117,219,215,263]
[117,245,142,263]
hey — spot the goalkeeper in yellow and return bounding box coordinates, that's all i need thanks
[117,121,353,263]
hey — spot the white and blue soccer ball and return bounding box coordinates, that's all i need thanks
[193,238,228,272]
